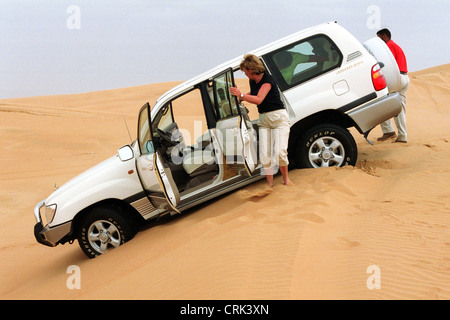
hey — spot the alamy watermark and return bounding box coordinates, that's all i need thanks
[66,265,81,289]
[161,120,285,173]
[65,5,382,32]
[366,5,381,31]
[366,265,381,290]
[64,264,381,291]
[66,5,81,30]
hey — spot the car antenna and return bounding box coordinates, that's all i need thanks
[122,111,133,144]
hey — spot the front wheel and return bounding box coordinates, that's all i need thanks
[294,124,357,168]
[77,205,137,258]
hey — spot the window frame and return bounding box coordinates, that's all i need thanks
[211,68,240,120]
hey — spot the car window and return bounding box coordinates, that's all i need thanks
[154,103,174,132]
[212,70,239,120]
[263,34,342,91]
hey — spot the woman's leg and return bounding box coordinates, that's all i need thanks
[274,110,290,185]
[258,114,274,187]
[259,127,274,187]
[264,167,274,187]
[279,165,289,185]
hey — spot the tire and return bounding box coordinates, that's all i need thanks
[294,124,357,168]
[77,205,137,259]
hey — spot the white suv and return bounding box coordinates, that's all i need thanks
[34,22,402,258]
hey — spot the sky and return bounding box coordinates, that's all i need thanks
[1,0,449,99]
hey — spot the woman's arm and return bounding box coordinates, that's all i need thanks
[230,83,271,105]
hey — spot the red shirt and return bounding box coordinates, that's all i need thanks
[386,40,408,73]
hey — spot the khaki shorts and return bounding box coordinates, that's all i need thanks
[257,109,290,169]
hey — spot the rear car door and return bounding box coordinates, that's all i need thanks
[212,68,258,175]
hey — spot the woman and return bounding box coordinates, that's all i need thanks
[230,54,290,187]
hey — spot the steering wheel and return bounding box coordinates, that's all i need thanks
[155,127,177,146]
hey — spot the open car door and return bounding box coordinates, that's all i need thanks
[136,103,180,213]
[238,110,258,174]
[212,68,258,175]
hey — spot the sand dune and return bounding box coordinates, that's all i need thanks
[0,65,449,300]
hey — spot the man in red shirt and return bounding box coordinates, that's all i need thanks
[376,28,410,143]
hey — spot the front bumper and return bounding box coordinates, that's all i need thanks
[34,200,72,247]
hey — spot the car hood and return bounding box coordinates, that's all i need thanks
[46,154,123,204]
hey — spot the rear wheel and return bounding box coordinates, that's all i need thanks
[77,205,137,258]
[295,124,357,168]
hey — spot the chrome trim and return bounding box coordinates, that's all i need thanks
[130,196,158,219]
[43,221,72,246]
[45,204,57,224]
[34,199,72,247]
[34,200,45,223]
[347,51,362,62]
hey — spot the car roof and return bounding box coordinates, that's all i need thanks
[154,21,341,106]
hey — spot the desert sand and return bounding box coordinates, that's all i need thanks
[0,64,449,300]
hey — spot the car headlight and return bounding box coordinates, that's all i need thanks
[39,204,57,226]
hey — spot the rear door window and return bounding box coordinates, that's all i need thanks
[211,69,240,119]
[263,34,343,91]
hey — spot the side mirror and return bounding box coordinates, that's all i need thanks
[118,145,134,161]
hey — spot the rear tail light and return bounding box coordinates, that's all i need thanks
[371,63,387,91]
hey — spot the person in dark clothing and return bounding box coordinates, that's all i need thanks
[230,54,290,187]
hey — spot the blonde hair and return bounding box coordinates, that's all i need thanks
[239,54,266,74]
